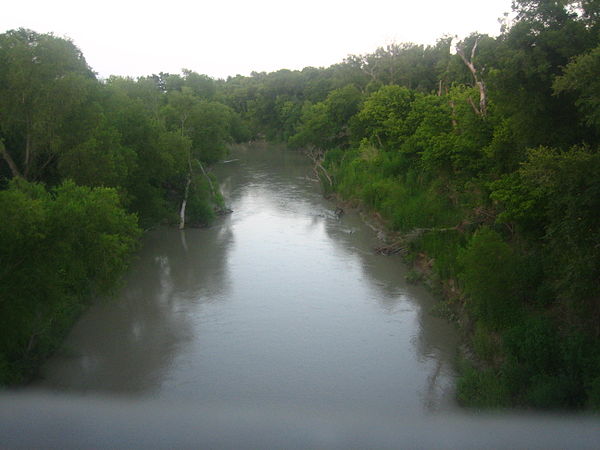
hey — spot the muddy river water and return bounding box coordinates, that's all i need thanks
[36,142,460,416]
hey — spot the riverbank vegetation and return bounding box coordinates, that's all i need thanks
[0,29,246,384]
[213,0,600,409]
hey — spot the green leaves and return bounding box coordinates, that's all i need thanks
[289,85,362,150]
[491,145,600,302]
[58,122,137,188]
[459,227,521,328]
[352,85,414,150]
[554,44,600,131]
[0,180,140,384]
[0,29,96,180]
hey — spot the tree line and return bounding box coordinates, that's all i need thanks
[213,0,600,409]
[0,29,247,383]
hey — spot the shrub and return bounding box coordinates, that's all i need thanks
[459,227,521,328]
[0,180,140,384]
[457,360,510,408]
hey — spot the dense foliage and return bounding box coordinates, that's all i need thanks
[213,0,600,409]
[0,180,140,383]
[0,29,246,383]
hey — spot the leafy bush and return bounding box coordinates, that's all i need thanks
[412,230,465,279]
[186,176,216,226]
[472,321,502,363]
[503,316,559,376]
[0,179,140,384]
[456,360,510,408]
[459,227,521,328]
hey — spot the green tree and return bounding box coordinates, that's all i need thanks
[0,29,96,181]
[554,43,600,132]
[290,85,362,150]
[0,179,140,384]
[352,85,415,150]
[486,0,594,151]
[459,227,521,328]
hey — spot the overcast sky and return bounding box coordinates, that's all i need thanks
[2,0,513,80]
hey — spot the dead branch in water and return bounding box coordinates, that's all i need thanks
[305,147,333,187]
[375,241,407,256]
[374,226,460,256]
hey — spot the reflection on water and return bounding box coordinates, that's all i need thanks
[36,142,460,414]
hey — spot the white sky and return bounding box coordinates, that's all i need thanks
[2,0,513,80]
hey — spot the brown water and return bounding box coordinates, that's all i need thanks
[36,142,460,415]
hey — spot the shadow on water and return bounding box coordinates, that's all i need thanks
[35,226,234,395]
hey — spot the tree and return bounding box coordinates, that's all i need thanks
[486,2,593,150]
[289,85,362,150]
[493,146,600,301]
[0,179,140,384]
[352,85,415,150]
[345,41,451,93]
[554,43,600,133]
[0,29,96,181]
[455,35,490,117]
[512,0,577,26]
[182,69,216,100]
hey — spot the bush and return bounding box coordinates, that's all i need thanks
[415,230,465,279]
[472,321,502,363]
[459,227,521,328]
[503,315,558,375]
[457,360,510,408]
[525,373,582,409]
[0,179,140,384]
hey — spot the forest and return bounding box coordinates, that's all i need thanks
[1,0,600,409]
[0,30,249,383]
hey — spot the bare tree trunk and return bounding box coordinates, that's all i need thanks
[179,228,189,252]
[456,37,487,117]
[360,55,379,84]
[198,160,216,198]
[0,140,23,178]
[443,84,459,130]
[24,129,32,179]
[35,153,57,182]
[179,149,194,230]
[449,100,459,130]
[466,96,480,116]
[476,80,487,116]
[316,161,333,187]
[306,148,333,187]
[179,173,191,230]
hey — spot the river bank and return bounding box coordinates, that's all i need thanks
[320,148,600,410]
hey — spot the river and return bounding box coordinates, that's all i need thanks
[35,142,460,415]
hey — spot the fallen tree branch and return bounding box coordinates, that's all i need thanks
[315,162,333,187]
[305,147,333,187]
[375,241,407,256]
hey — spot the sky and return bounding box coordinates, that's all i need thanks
[2,0,514,80]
